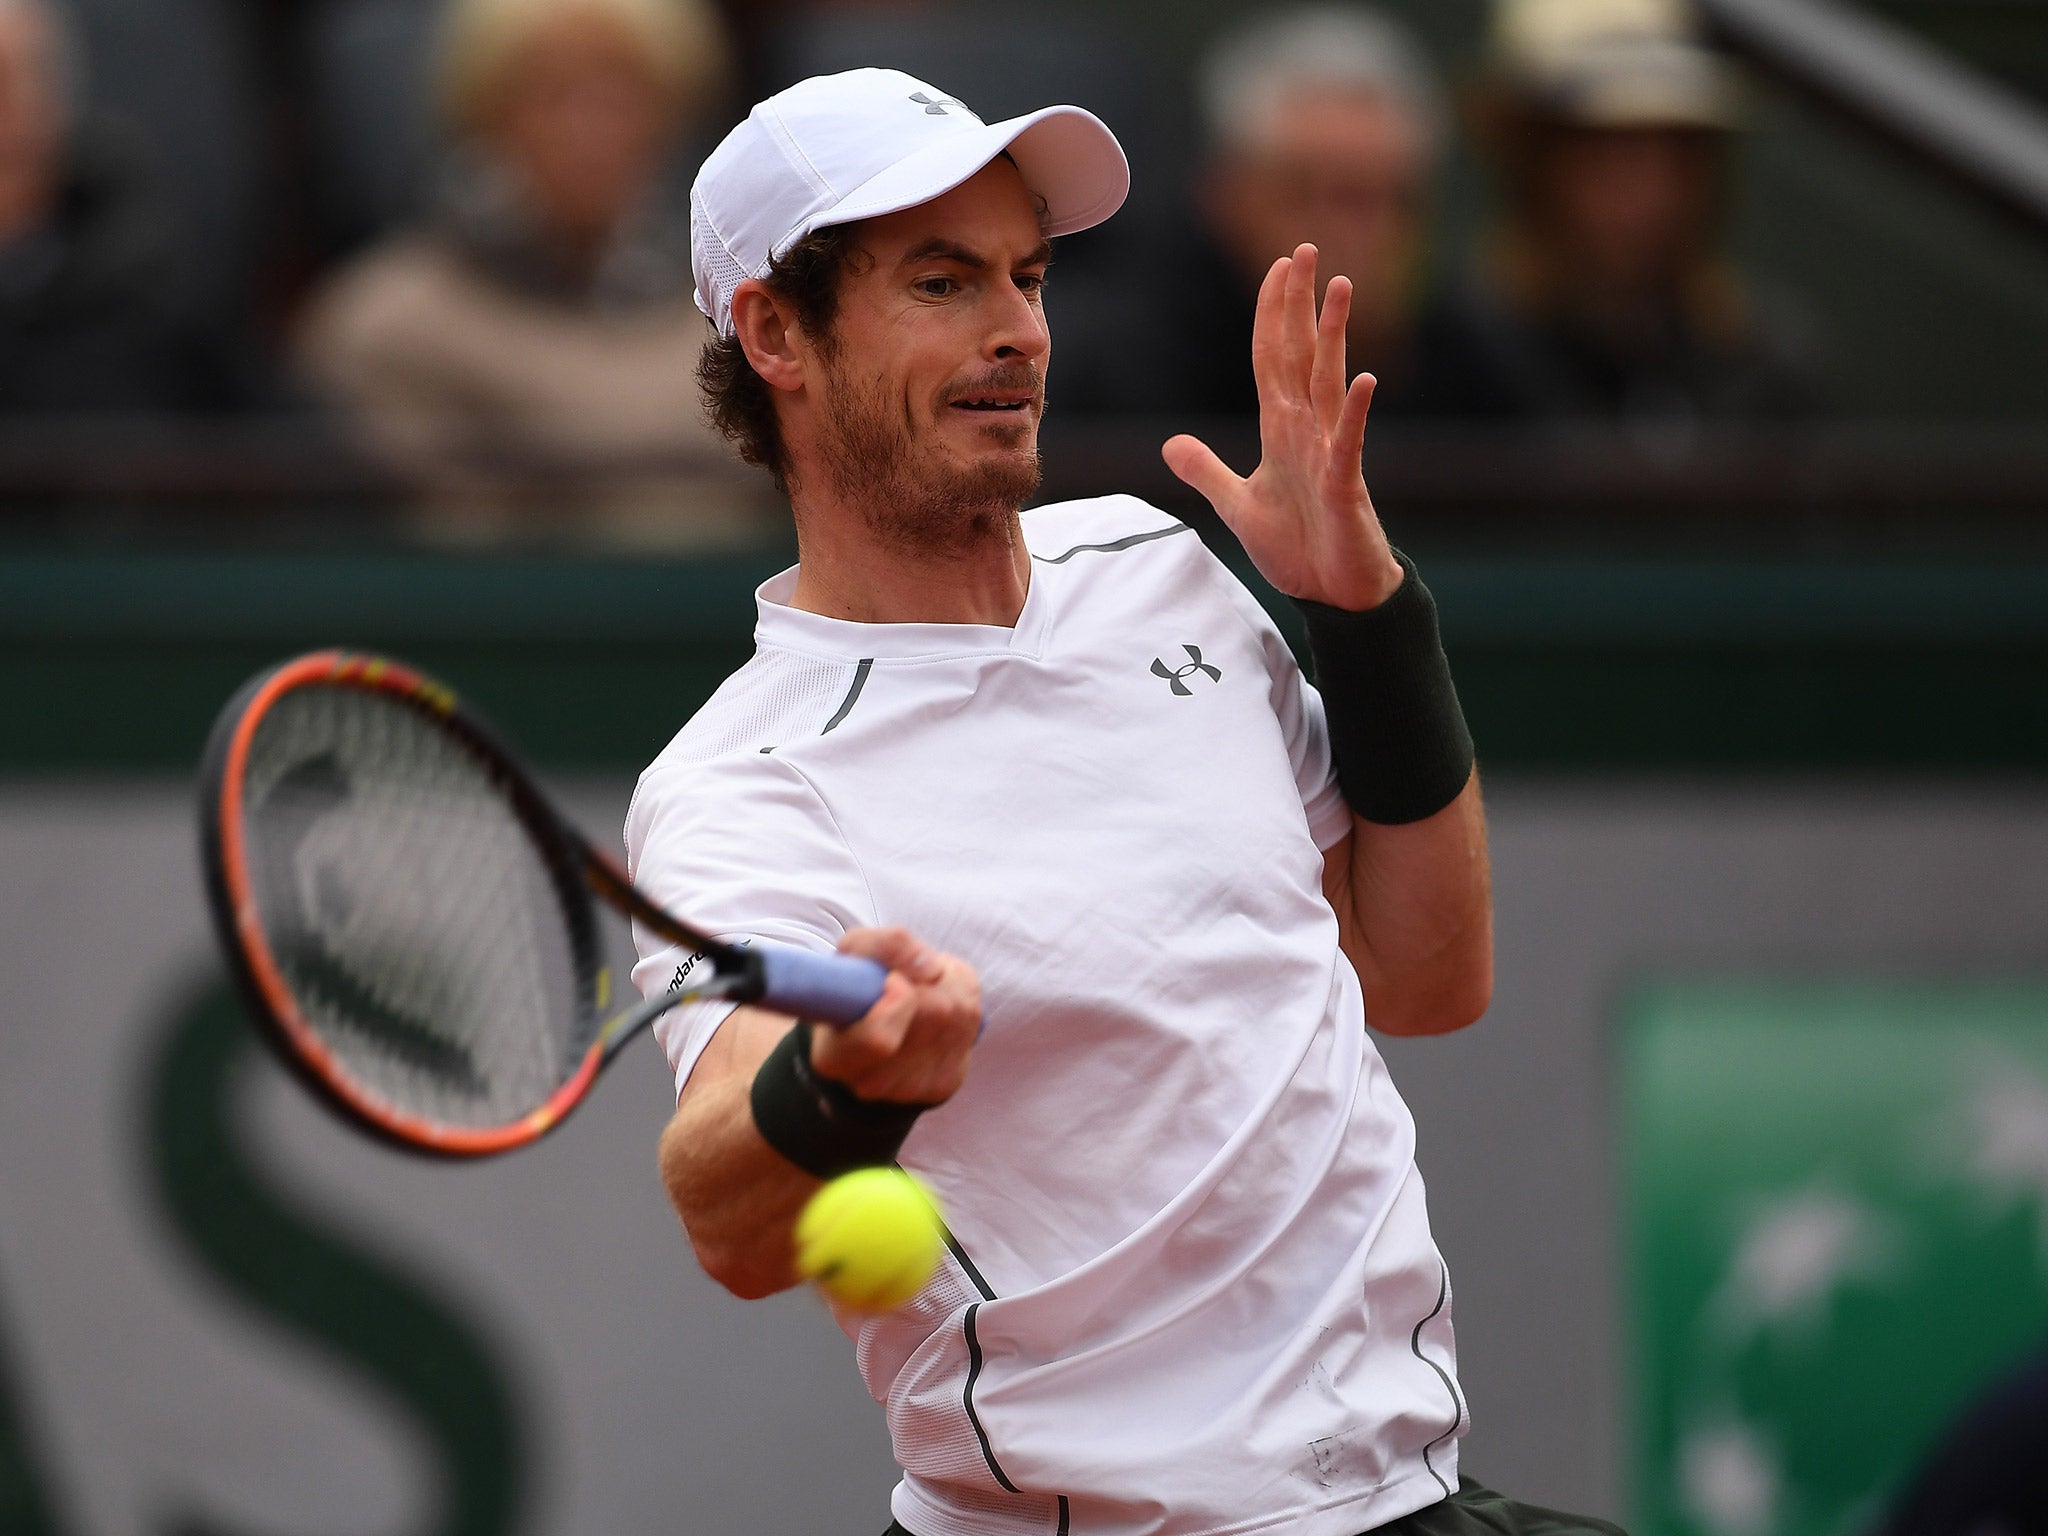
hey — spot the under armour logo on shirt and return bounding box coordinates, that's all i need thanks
[909,91,963,115]
[1152,646,1222,696]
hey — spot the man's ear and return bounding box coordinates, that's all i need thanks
[731,280,806,393]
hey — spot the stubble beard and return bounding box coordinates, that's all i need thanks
[813,356,1043,560]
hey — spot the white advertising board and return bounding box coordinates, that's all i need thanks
[3,780,2045,1534]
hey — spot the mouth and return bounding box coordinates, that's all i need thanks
[948,394,1036,416]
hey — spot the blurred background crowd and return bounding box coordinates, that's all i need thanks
[2,0,2043,550]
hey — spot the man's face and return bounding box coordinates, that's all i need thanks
[1204,91,1429,341]
[802,159,1052,555]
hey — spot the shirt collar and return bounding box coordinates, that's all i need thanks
[752,563,1054,662]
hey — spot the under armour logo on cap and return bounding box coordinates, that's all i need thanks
[909,91,964,115]
[1152,646,1222,697]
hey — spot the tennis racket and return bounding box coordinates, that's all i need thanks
[197,650,888,1157]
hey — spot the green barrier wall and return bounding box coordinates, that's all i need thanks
[7,547,2048,774]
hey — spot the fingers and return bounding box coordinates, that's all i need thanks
[1252,244,1358,446]
[1161,433,1242,514]
[809,928,981,1105]
[1336,371,1376,470]
[1281,243,1318,398]
[1311,275,1352,437]
[1248,254,1291,410]
[837,925,944,984]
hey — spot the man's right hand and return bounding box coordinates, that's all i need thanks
[659,925,980,1299]
[809,926,981,1107]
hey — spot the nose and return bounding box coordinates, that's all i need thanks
[986,281,1050,366]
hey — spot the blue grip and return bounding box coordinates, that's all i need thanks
[755,945,889,1027]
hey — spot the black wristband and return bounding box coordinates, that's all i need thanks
[749,1022,927,1180]
[1296,550,1474,825]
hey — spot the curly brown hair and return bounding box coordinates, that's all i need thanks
[697,225,871,493]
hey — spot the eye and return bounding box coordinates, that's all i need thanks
[1016,272,1048,297]
[914,276,958,300]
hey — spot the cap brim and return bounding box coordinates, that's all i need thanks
[777,104,1129,257]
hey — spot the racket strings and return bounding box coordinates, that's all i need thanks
[240,686,590,1128]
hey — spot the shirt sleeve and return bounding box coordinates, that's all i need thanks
[624,752,877,1098]
[1215,562,1352,853]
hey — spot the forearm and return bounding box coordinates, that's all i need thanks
[659,1006,817,1299]
[1335,774,1492,1036]
[1296,548,1490,1033]
[1159,247,1491,1030]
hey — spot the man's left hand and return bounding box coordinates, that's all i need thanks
[1162,243,1403,613]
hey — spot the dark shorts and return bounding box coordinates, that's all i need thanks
[883,1477,1629,1536]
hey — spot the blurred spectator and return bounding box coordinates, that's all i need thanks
[297,0,772,548]
[1153,5,1464,420]
[1449,0,1823,425]
[0,0,224,413]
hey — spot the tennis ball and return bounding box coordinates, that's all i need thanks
[795,1167,944,1313]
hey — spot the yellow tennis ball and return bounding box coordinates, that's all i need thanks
[795,1167,944,1313]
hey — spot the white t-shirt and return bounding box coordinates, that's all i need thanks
[626,495,1466,1536]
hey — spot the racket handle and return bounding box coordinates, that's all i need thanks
[755,946,889,1027]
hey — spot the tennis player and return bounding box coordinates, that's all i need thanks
[628,68,1619,1536]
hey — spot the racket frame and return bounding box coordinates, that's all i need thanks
[199,649,764,1157]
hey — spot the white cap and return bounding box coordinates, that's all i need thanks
[690,67,1131,336]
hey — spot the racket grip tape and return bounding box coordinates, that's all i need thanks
[755,946,889,1027]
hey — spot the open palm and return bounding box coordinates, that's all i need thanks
[1162,244,1404,613]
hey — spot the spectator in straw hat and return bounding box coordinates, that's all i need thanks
[1442,0,1823,426]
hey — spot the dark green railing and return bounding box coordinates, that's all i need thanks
[7,544,2048,775]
